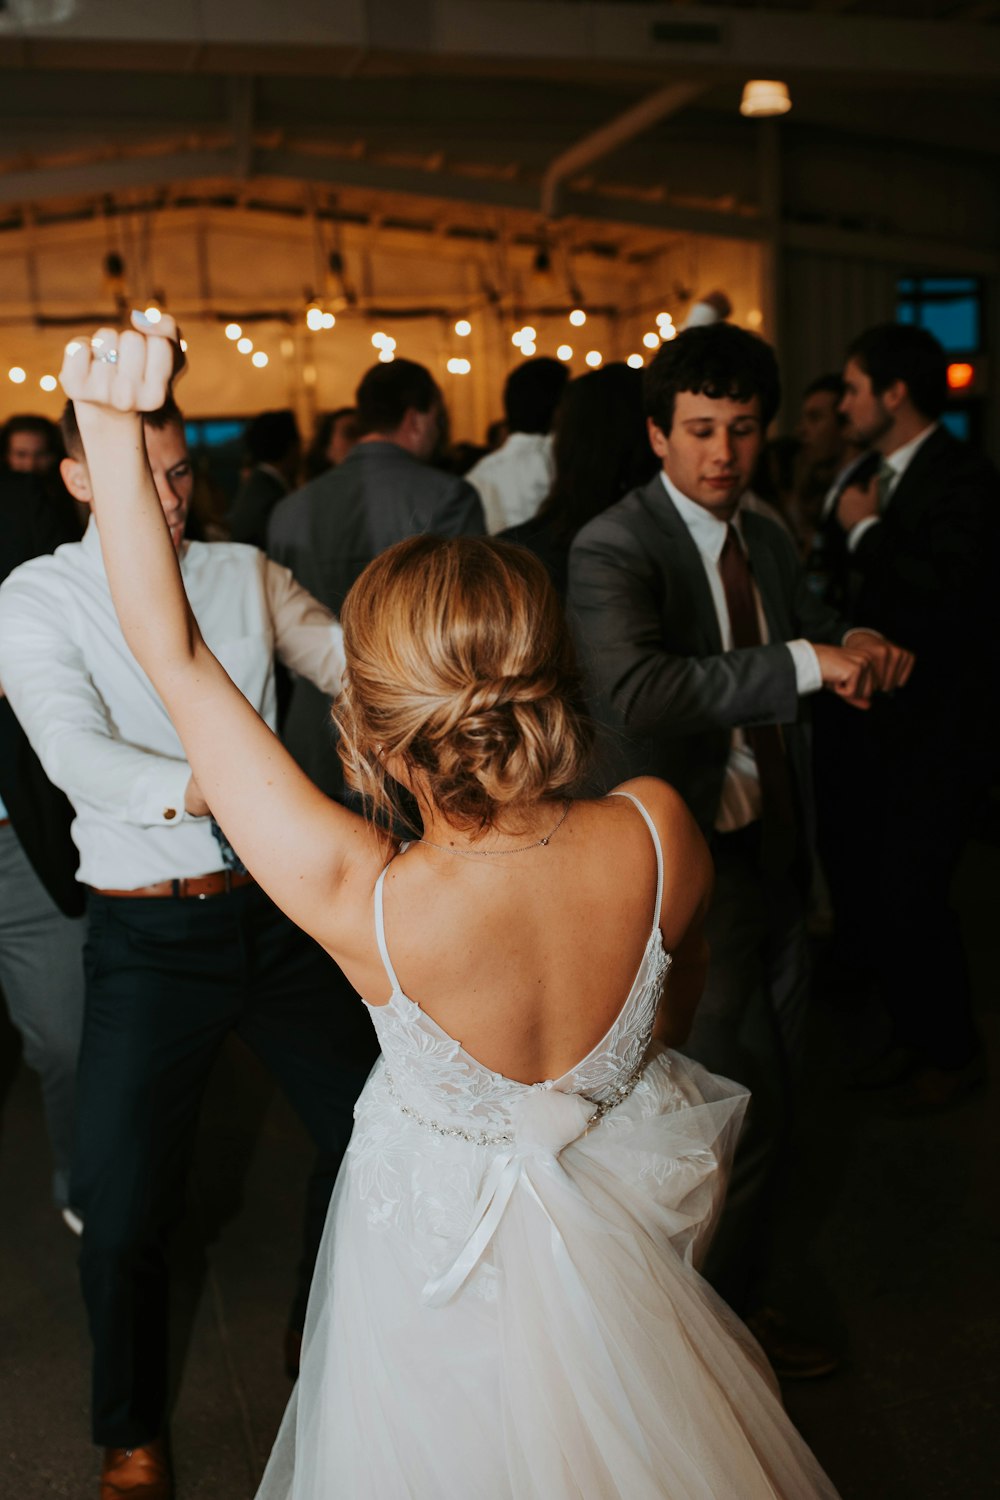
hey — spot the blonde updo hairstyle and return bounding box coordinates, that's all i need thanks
[335,536,592,838]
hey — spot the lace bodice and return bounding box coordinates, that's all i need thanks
[361,791,673,1142]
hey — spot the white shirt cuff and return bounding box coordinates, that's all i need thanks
[787,639,822,696]
[847,516,881,553]
[842,627,884,646]
[134,761,194,828]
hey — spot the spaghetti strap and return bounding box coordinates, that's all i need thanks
[610,790,665,931]
[373,846,409,995]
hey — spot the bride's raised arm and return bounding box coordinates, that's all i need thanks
[60,313,381,955]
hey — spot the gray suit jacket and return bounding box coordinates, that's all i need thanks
[267,440,486,796]
[568,474,849,837]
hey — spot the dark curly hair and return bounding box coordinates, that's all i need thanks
[643,323,781,435]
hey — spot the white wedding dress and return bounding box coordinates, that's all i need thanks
[256,792,840,1498]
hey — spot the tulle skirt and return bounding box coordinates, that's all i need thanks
[255,1046,841,1499]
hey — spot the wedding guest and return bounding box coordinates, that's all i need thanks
[833,322,1000,1109]
[304,406,359,479]
[0,393,376,1500]
[466,357,568,532]
[2,413,62,475]
[569,323,912,1375]
[0,467,86,1230]
[500,362,656,598]
[267,358,484,799]
[228,408,301,547]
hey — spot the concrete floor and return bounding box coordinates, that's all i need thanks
[1,839,997,1499]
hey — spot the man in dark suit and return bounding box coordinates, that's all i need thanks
[0,470,87,1225]
[833,322,1000,1109]
[569,324,911,1371]
[268,357,485,798]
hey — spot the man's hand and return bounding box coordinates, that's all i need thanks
[812,643,876,710]
[844,632,915,694]
[60,310,183,415]
[184,775,211,818]
[836,472,879,533]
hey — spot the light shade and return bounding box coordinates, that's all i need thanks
[739,80,792,119]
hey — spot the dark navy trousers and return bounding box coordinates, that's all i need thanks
[72,882,377,1447]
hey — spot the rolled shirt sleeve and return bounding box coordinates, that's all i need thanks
[263,557,346,696]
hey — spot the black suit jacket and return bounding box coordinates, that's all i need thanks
[568,475,851,840]
[228,465,288,549]
[850,425,1000,764]
[0,473,85,914]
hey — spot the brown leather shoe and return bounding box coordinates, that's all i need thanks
[101,1439,172,1499]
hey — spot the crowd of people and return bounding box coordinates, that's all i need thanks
[0,308,996,1499]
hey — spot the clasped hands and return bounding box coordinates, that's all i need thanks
[813,635,914,710]
[59,309,182,413]
[836,473,879,532]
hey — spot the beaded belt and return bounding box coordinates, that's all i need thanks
[383,1060,645,1149]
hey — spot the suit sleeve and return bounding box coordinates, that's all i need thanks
[0,571,193,827]
[568,518,799,738]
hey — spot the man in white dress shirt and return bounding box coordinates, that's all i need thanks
[569,324,912,1376]
[466,357,568,533]
[0,398,376,1500]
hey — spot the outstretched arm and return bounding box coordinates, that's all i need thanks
[59,316,383,956]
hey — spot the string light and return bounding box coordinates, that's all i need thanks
[520,340,537,357]
[521,326,536,342]
[372,331,389,349]
[38,374,57,390]
[321,312,336,330]
[511,331,524,348]
[8,367,26,384]
[455,320,472,337]
[446,357,471,375]
[251,351,269,368]
[306,306,324,332]
[225,323,242,340]
[585,351,602,368]
[143,307,162,324]
[642,332,660,349]
[557,344,573,361]
[378,348,395,363]
[660,325,678,341]
[569,309,586,327]
[237,337,253,354]
[627,354,644,370]
[656,312,673,328]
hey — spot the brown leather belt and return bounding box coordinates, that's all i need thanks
[89,870,255,900]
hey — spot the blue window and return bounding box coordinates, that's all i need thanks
[940,410,971,441]
[896,277,982,354]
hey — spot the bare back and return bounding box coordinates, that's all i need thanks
[331,780,710,1085]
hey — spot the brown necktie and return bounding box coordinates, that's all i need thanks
[718,525,797,874]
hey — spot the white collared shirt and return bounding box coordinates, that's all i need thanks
[466,432,555,534]
[0,522,345,889]
[847,423,938,552]
[660,472,822,831]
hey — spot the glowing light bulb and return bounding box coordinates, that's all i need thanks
[454,319,472,337]
[521,326,536,342]
[520,341,537,357]
[39,374,58,391]
[626,354,644,370]
[585,350,602,368]
[372,331,388,349]
[569,309,586,327]
[321,312,335,330]
[143,306,162,324]
[306,307,324,332]
[511,331,524,348]
[252,351,269,368]
[378,348,394,363]
[643,332,660,349]
[237,337,253,354]
[8,366,26,384]
[225,324,242,341]
[557,344,573,361]
[180,339,188,353]
[661,325,677,341]
[656,311,673,327]
[446,357,471,375]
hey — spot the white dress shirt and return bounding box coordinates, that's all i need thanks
[466,432,555,534]
[660,472,822,831]
[847,423,938,552]
[0,522,345,889]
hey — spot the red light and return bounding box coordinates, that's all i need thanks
[947,362,974,391]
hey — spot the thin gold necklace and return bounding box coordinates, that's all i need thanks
[417,801,571,858]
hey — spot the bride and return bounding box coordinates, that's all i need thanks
[60,314,840,1499]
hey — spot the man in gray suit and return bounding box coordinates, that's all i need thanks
[268,358,485,797]
[569,324,912,1375]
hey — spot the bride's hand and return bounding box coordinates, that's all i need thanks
[59,310,183,414]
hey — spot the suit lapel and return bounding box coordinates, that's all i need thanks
[639,476,724,653]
